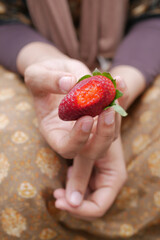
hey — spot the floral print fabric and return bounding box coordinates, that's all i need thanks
[0,66,76,240]
[0,65,160,239]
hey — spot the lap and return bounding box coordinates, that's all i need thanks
[1,65,160,239]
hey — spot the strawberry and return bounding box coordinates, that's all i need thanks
[58,69,127,121]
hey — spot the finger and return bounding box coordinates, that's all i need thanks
[58,139,127,218]
[114,105,121,140]
[24,64,77,96]
[85,108,115,160]
[55,197,99,217]
[65,109,115,207]
[115,76,129,109]
[55,189,116,218]
[65,154,94,207]
[67,166,73,180]
[55,116,94,159]
[53,188,65,199]
[112,75,128,139]
[67,166,92,199]
[55,171,126,218]
[54,166,91,202]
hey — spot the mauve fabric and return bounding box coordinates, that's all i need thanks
[0,23,52,72]
[27,0,128,66]
[112,18,160,86]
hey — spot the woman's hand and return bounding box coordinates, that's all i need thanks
[54,136,127,219]
[52,72,129,219]
[24,57,128,211]
[25,58,94,159]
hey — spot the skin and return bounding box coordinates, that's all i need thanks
[17,42,146,219]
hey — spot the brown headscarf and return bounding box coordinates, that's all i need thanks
[27,0,128,67]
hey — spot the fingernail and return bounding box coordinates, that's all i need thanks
[59,76,75,93]
[81,121,92,133]
[105,111,115,125]
[70,191,82,206]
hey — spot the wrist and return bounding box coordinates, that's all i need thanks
[16,42,70,75]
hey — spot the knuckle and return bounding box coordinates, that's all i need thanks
[76,137,87,146]
[24,66,33,86]
[99,125,115,141]
[104,128,115,138]
[105,133,115,144]
[24,65,40,90]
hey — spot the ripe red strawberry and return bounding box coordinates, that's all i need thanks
[58,69,127,121]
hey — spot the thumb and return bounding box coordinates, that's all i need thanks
[24,64,77,96]
[66,155,94,207]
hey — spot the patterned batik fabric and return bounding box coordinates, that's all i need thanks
[0,66,94,240]
[1,65,160,240]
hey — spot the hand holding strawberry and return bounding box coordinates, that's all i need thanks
[58,69,127,121]
[24,58,128,219]
[54,136,127,219]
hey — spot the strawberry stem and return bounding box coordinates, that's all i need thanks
[77,68,128,117]
[92,69,127,117]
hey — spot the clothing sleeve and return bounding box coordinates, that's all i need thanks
[112,18,160,86]
[0,23,53,73]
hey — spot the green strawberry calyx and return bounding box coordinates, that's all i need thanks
[77,68,128,117]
